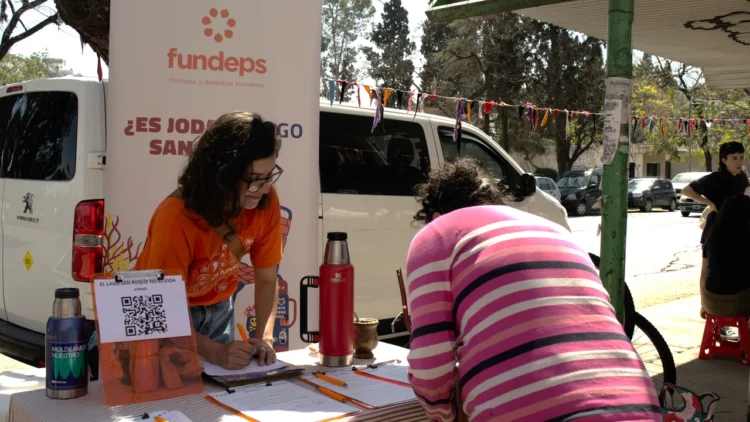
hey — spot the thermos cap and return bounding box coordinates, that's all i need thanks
[327,232,347,241]
[55,288,80,299]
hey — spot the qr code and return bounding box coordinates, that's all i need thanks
[121,295,168,337]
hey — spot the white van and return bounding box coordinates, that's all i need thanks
[0,77,568,364]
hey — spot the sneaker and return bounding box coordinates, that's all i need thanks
[721,326,739,341]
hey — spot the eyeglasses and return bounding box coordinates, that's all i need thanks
[243,165,284,192]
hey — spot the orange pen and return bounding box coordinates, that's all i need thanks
[298,377,372,409]
[315,372,348,387]
[236,323,249,343]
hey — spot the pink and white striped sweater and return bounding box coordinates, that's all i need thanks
[406,205,660,421]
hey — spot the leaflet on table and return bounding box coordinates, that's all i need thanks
[93,274,192,344]
[106,410,193,422]
[301,366,416,408]
[201,357,287,376]
[206,380,362,422]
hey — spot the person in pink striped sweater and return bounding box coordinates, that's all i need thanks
[406,158,660,422]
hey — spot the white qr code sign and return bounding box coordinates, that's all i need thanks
[94,275,192,343]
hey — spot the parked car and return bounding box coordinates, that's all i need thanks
[671,172,711,217]
[558,168,603,216]
[627,178,678,212]
[535,176,561,201]
[0,76,571,366]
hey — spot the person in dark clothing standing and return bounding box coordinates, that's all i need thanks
[702,195,750,316]
[681,141,749,318]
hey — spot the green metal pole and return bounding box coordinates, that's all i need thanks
[600,0,634,324]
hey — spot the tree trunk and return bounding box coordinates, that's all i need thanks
[55,0,111,64]
[703,146,713,172]
[501,108,510,152]
[555,112,572,172]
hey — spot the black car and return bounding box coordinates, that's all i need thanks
[558,168,603,216]
[627,178,678,212]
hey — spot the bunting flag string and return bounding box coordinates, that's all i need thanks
[322,78,750,141]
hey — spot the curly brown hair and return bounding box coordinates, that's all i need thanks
[178,111,280,227]
[413,158,511,224]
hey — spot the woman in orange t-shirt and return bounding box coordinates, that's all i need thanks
[134,111,284,370]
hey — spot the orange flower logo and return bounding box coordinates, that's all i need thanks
[202,8,236,43]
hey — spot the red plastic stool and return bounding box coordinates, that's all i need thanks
[699,314,750,365]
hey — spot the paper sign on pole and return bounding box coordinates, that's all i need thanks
[106,1,322,351]
[602,77,632,165]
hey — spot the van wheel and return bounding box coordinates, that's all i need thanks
[681,211,690,217]
[575,201,588,216]
[668,199,676,212]
[640,200,652,212]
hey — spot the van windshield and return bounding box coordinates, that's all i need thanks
[557,175,587,188]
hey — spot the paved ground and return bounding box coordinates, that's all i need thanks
[569,208,703,310]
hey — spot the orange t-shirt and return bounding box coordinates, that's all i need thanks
[134,186,283,307]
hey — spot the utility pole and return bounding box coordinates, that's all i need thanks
[688,98,693,172]
[599,0,634,324]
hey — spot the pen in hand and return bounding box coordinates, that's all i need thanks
[236,323,250,343]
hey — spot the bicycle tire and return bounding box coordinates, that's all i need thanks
[588,253,635,338]
[632,311,677,386]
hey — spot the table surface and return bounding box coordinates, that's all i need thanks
[8,343,428,422]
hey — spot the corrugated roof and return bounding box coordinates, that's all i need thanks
[514,0,750,89]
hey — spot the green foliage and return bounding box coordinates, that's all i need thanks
[0,52,55,86]
[534,167,558,180]
[321,0,375,100]
[362,0,415,105]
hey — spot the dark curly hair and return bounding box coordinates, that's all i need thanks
[413,158,511,224]
[178,111,280,228]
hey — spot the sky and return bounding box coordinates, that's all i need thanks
[9,1,430,82]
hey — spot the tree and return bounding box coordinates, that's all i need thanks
[362,0,414,105]
[0,1,60,61]
[528,24,606,172]
[54,0,108,63]
[0,51,55,84]
[321,0,374,101]
[419,12,536,151]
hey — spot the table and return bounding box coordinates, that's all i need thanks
[8,343,428,422]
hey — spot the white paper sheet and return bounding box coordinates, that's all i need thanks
[302,367,416,408]
[207,380,360,422]
[200,357,288,376]
[94,275,192,343]
[108,410,193,422]
[358,363,410,385]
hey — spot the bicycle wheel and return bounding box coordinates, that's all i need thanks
[631,311,677,395]
[588,253,635,338]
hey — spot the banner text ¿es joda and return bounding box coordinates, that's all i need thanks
[122,117,304,156]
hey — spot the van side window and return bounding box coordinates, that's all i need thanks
[438,127,507,183]
[0,92,78,181]
[319,112,430,196]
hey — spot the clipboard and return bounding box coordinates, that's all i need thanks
[91,269,204,406]
[203,363,305,388]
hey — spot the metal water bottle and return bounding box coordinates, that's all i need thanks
[318,232,354,366]
[46,288,88,399]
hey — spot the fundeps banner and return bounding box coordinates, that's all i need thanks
[106,1,321,351]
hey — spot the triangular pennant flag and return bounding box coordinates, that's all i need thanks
[677,118,683,131]
[570,110,576,117]
[327,79,336,106]
[553,109,560,118]
[383,88,394,106]
[541,108,550,126]
[525,107,534,136]
[97,55,103,82]
[420,93,428,113]
[429,94,437,102]
[534,108,540,129]
[338,81,347,105]
[518,105,525,119]
[407,91,414,114]
[372,89,384,133]
[661,118,666,137]
[396,90,404,109]
[484,102,493,115]
[648,118,655,134]
[478,102,485,121]
[454,99,467,154]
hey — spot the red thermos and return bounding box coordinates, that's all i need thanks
[300,232,354,366]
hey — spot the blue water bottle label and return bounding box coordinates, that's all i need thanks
[48,341,87,389]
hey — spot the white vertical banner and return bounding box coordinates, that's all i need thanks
[106,1,322,351]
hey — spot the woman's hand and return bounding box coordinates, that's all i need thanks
[254,338,277,366]
[213,341,257,370]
